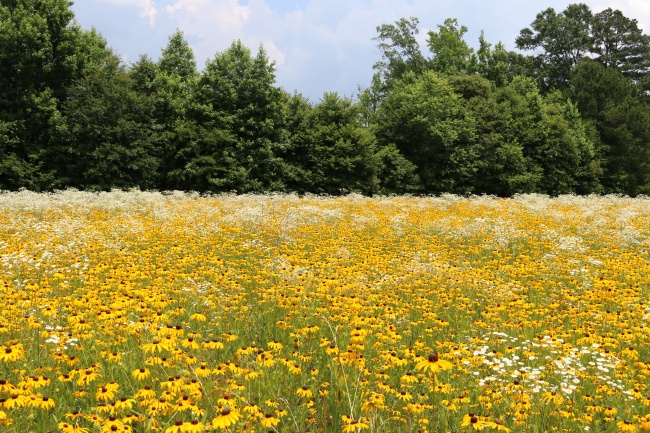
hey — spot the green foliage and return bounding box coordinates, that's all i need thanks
[59,54,160,190]
[287,93,380,195]
[427,18,476,75]
[571,60,650,195]
[516,3,593,91]
[0,1,646,197]
[375,143,419,195]
[375,71,479,194]
[146,30,234,192]
[373,17,427,88]
[591,8,650,82]
[199,40,288,192]
[0,0,109,190]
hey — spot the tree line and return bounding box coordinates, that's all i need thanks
[1,1,649,196]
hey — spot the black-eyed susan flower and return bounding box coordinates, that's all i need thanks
[0,345,25,362]
[640,416,650,431]
[488,419,511,432]
[400,372,418,384]
[165,420,184,433]
[114,397,135,411]
[182,420,205,432]
[260,413,280,428]
[58,422,90,433]
[541,391,564,405]
[618,420,639,433]
[131,368,150,381]
[341,415,370,432]
[4,393,29,409]
[296,386,313,398]
[141,340,168,354]
[99,416,124,433]
[76,369,101,386]
[211,407,241,430]
[603,407,618,417]
[0,379,14,393]
[64,410,84,420]
[96,387,115,402]
[414,353,453,373]
[33,396,56,410]
[460,413,487,430]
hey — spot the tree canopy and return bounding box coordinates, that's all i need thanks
[0,2,649,196]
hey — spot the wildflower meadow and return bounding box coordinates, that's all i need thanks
[0,190,649,433]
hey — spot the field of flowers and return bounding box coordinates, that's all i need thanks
[0,191,649,433]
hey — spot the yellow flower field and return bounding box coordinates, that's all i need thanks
[0,191,649,433]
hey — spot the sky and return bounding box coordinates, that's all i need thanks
[70,0,650,102]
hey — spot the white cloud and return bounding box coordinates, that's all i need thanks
[165,0,251,31]
[100,0,158,26]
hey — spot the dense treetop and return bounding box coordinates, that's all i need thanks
[1,1,649,195]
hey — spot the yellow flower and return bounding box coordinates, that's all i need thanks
[414,353,453,373]
[100,416,124,433]
[0,379,15,393]
[132,368,150,380]
[211,407,242,430]
[114,397,136,411]
[541,391,564,405]
[4,393,29,409]
[141,340,170,354]
[260,414,280,428]
[182,420,205,432]
[640,417,650,431]
[296,386,313,398]
[400,372,418,384]
[58,422,90,433]
[396,391,413,402]
[76,369,101,386]
[461,414,488,430]
[341,416,370,433]
[189,312,206,322]
[618,420,638,433]
[134,386,156,401]
[96,387,116,402]
[33,396,56,410]
[165,421,184,433]
[287,363,302,375]
[0,345,25,362]
[487,419,511,432]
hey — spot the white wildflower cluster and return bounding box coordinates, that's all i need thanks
[43,325,79,349]
[469,331,628,399]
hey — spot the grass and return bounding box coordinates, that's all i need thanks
[0,190,649,433]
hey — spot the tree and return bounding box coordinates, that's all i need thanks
[373,17,427,89]
[516,3,593,91]
[276,91,313,193]
[375,71,478,194]
[0,0,109,189]
[60,53,160,190]
[591,8,650,82]
[198,40,287,192]
[149,30,224,191]
[475,33,510,86]
[304,93,380,195]
[448,75,536,196]
[427,18,476,75]
[571,59,650,195]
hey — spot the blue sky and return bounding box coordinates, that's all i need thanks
[70,0,650,102]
